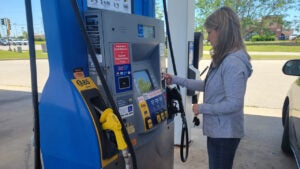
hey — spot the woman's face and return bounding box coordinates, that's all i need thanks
[206,29,218,47]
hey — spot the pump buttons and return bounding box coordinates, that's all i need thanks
[160,111,166,121]
[145,117,153,129]
[156,113,162,123]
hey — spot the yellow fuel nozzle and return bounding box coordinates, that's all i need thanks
[100,108,128,150]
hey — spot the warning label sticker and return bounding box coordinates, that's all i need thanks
[113,43,130,65]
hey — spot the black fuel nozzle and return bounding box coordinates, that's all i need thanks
[192,95,200,126]
[166,86,182,101]
[166,86,182,118]
[193,116,200,126]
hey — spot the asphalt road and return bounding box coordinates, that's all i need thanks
[0,59,298,169]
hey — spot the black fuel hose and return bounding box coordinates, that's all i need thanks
[24,0,42,168]
[70,1,137,169]
[162,0,189,162]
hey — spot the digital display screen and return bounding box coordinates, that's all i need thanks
[138,24,155,38]
[133,70,154,94]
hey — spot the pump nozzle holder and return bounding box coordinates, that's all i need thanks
[100,108,128,150]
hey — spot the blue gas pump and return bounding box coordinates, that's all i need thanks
[32,0,175,169]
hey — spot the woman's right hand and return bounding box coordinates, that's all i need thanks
[162,73,173,85]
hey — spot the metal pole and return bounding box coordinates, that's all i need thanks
[24,0,41,168]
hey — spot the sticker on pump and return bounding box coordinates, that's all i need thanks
[113,43,130,65]
[119,104,134,118]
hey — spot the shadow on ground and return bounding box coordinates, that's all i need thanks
[0,89,297,169]
[174,112,297,169]
[0,90,34,169]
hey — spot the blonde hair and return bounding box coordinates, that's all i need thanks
[204,6,250,66]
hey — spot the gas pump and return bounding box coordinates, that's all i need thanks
[34,0,174,169]
[25,0,203,168]
[83,7,174,169]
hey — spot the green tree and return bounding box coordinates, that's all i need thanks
[22,31,28,39]
[292,16,300,33]
[282,20,292,30]
[155,0,164,20]
[195,0,297,37]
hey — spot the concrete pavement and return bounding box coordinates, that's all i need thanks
[0,59,298,169]
[0,59,296,109]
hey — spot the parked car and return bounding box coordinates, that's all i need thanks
[12,39,23,45]
[0,39,8,46]
[281,59,300,167]
[289,34,298,40]
[22,39,28,45]
[7,39,13,45]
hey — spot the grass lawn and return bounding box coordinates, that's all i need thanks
[203,41,300,52]
[0,40,299,60]
[202,54,300,60]
[34,41,46,45]
[0,50,48,60]
[202,41,300,59]
[246,45,300,52]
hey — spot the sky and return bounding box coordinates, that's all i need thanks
[0,0,299,37]
[0,0,43,37]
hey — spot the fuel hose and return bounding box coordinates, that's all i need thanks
[162,0,189,162]
[70,1,137,168]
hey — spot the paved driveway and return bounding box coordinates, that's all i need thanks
[198,59,297,109]
[0,59,295,108]
[0,59,298,169]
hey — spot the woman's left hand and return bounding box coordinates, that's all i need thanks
[192,104,200,116]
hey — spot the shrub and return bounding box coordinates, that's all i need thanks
[251,35,260,41]
[251,35,275,41]
[35,37,46,41]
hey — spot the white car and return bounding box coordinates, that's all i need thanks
[22,39,28,45]
[12,39,23,45]
[281,59,300,168]
[289,34,298,40]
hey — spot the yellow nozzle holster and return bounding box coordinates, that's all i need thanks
[100,108,128,150]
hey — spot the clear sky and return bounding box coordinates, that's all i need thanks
[0,0,43,37]
[0,0,299,37]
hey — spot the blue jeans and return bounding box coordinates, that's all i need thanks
[207,137,241,169]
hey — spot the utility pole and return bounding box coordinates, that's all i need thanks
[13,23,17,37]
[6,18,11,38]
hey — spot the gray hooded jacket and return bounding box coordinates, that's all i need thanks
[172,50,252,138]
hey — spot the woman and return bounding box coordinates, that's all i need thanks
[163,6,252,169]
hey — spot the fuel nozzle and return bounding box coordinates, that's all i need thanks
[192,95,200,127]
[193,116,200,126]
[100,108,128,150]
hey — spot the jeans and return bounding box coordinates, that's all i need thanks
[207,137,241,169]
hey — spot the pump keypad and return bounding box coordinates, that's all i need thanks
[138,90,167,131]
